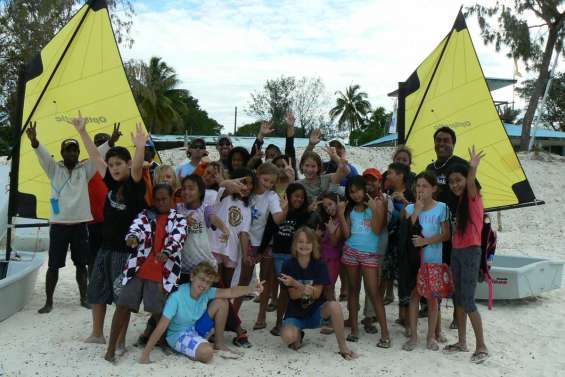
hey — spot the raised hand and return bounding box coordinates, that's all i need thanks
[282,158,295,181]
[71,111,87,132]
[323,145,339,161]
[259,121,274,137]
[468,145,485,168]
[109,122,122,147]
[309,128,321,146]
[366,193,379,210]
[222,177,247,195]
[285,112,295,137]
[131,122,148,149]
[26,121,39,148]
[414,192,424,213]
[308,200,322,213]
[336,197,347,216]
[326,218,338,234]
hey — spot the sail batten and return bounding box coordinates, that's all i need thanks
[399,11,542,211]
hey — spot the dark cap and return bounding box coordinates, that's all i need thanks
[190,138,206,147]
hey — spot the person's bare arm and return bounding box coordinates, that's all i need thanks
[279,274,323,300]
[467,145,485,199]
[131,122,148,183]
[72,112,106,176]
[367,195,386,235]
[139,316,170,364]
[216,280,264,299]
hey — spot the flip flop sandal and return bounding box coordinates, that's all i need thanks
[346,334,359,342]
[218,350,242,359]
[471,351,489,364]
[402,341,417,351]
[449,320,458,330]
[376,338,392,349]
[427,341,439,351]
[443,343,469,353]
[232,332,252,348]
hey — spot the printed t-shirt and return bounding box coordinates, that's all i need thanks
[405,201,448,264]
[426,155,468,214]
[176,203,217,272]
[211,188,251,263]
[345,207,380,253]
[453,194,484,248]
[101,171,147,252]
[163,283,217,347]
[272,211,312,254]
[282,258,330,319]
[249,190,282,246]
[137,213,168,282]
[204,189,218,207]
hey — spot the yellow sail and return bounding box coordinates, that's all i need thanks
[401,12,538,211]
[16,0,151,219]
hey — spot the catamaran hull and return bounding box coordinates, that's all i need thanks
[476,255,564,300]
[0,251,46,322]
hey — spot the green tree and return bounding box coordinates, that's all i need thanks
[235,121,262,136]
[349,106,390,146]
[329,84,371,133]
[466,1,565,151]
[498,104,521,124]
[246,76,296,136]
[173,90,223,135]
[125,57,186,134]
[0,0,134,155]
[517,72,565,131]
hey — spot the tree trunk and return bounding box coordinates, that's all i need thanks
[519,26,559,151]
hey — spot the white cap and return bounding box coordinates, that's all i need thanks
[328,138,347,148]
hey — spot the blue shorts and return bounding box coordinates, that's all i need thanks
[172,311,215,359]
[282,305,324,330]
[273,253,292,275]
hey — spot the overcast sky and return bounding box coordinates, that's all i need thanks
[121,0,535,133]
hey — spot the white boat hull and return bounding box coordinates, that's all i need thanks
[476,255,564,300]
[0,251,46,322]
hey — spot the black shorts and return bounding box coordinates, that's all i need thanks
[87,222,104,266]
[48,223,89,269]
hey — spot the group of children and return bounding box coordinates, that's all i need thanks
[28,112,488,365]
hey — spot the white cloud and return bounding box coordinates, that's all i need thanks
[122,0,530,132]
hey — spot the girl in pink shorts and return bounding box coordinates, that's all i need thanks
[338,176,390,347]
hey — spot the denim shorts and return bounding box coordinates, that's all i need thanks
[273,253,292,275]
[282,304,324,330]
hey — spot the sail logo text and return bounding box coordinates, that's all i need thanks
[434,121,471,130]
[55,115,107,125]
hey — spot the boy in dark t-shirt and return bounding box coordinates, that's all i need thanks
[85,123,148,347]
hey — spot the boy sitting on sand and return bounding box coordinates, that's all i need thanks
[139,262,264,364]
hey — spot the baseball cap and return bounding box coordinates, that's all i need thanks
[328,138,346,149]
[363,168,382,180]
[190,138,206,148]
[61,138,79,150]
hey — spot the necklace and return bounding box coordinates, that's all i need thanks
[433,155,453,170]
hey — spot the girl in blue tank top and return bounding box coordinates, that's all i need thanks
[337,176,390,347]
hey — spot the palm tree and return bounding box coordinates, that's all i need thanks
[126,57,187,134]
[329,84,371,133]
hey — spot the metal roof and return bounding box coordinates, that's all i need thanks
[361,124,565,147]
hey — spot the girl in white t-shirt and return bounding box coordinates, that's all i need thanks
[211,168,254,308]
[176,175,229,275]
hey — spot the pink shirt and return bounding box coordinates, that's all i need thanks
[453,194,484,248]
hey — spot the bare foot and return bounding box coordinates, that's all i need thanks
[38,304,52,314]
[338,348,359,360]
[84,335,106,344]
[104,352,115,363]
[214,344,243,357]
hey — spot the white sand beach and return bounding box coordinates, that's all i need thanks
[1,146,564,377]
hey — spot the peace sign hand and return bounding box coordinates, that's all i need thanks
[71,111,87,132]
[309,128,321,146]
[26,121,39,148]
[109,123,122,147]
